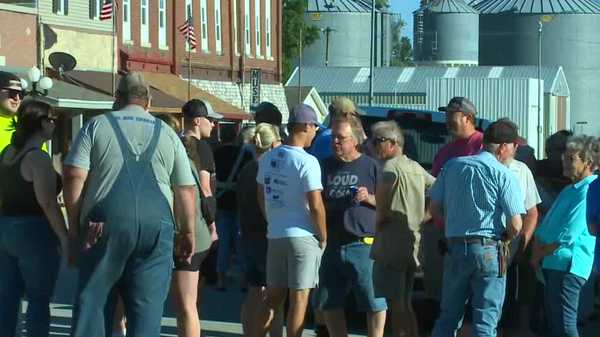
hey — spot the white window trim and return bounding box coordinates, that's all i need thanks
[140,0,151,47]
[233,0,239,56]
[91,0,102,20]
[255,0,262,58]
[215,0,222,54]
[200,0,209,52]
[158,0,168,50]
[184,0,195,53]
[244,0,251,57]
[56,0,68,15]
[265,0,271,59]
[123,0,132,42]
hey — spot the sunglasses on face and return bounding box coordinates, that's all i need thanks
[2,89,24,100]
[373,137,392,145]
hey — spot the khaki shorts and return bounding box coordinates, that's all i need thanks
[266,236,322,289]
[372,261,415,303]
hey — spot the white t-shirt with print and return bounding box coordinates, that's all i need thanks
[257,145,323,239]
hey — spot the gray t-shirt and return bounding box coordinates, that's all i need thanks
[65,105,194,225]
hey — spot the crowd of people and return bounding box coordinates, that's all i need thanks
[0,69,599,337]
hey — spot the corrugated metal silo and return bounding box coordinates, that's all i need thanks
[303,0,392,67]
[414,0,479,66]
[476,0,600,135]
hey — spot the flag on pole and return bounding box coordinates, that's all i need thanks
[100,0,114,21]
[178,18,197,50]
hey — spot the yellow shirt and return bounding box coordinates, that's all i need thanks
[0,113,15,152]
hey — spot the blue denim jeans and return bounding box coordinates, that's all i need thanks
[216,210,242,273]
[431,242,506,337]
[543,269,586,337]
[0,216,60,337]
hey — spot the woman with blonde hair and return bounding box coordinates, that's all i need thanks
[238,123,284,337]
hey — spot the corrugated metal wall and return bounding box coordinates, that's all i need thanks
[425,77,545,155]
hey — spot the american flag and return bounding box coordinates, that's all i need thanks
[100,0,114,21]
[178,18,197,50]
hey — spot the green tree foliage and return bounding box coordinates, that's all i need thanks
[390,17,414,66]
[282,0,319,82]
[375,0,390,9]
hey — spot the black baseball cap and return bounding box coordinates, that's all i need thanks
[254,101,282,126]
[439,96,477,115]
[483,118,519,144]
[182,99,223,119]
[0,71,23,91]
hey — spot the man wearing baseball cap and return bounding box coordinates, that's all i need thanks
[429,118,525,337]
[254,104,327,337]
[0,71,24,151]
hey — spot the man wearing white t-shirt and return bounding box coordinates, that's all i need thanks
[254,104,327,337]
[499,133,542,335]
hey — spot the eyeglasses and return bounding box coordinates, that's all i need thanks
[373,137,392,145]
[1,89,24,100]
[332,134,352,143]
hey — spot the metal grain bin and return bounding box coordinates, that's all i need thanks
[476,0,600,135]
[303,0,393,67]
[414,0,479,66]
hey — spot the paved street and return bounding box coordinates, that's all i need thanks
[17,260,600,337]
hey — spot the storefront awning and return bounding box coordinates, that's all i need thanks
[141,72,251,120]
[65,70,185,114]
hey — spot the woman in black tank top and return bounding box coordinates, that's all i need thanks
[0,100,68,337]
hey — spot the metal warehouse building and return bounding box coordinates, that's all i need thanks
[286,65,570,155]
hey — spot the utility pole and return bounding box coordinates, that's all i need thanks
[538,20,542,158]
[369,0,375,106]
[323,26,335,67]
[298,27,303,105]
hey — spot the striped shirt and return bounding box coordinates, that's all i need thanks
[430,151,525,239]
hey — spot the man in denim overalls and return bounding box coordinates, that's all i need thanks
[63,73,197,337]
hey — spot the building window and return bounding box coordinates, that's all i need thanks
[158,0,167,49]
[254,0,261,57]
[265,0,271,58]
[200,0,208,52]
[244,0,251,56]
[140,0,150,46]
[123,0,131,41]
[215,0,222,54]
[90,0,102,20]
[53,0,68,15]
[233,0,239,55]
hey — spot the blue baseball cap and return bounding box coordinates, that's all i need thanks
[288,104,319,125]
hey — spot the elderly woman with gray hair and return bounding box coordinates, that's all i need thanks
[531,135,599,337]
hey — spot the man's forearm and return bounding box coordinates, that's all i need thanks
[521,207,539,247]
[63,175,86,239]
[174,186,197,234]
[311,205,327,242]
[506,215,523,241]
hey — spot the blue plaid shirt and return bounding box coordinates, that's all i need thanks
[430,151,525,239]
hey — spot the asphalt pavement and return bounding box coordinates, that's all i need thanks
[16,260,600,337]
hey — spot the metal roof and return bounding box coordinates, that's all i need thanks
[286,65,570,96]
[306,0,384,13]
[473,0,600,14]
[425,0,479,13]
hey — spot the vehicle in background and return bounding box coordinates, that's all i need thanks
[358,106,491,169]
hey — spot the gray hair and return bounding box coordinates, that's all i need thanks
[565,135,599,165]
[371,121,404,147]
[330,114,366,145]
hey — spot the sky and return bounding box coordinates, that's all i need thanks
[391,0,420,40]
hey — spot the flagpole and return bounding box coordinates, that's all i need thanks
[188,42,192,101]
[112,1,116,96]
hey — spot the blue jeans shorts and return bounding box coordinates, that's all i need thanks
[315,242,387,312]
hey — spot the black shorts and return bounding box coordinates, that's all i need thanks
[174,250,209,272]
